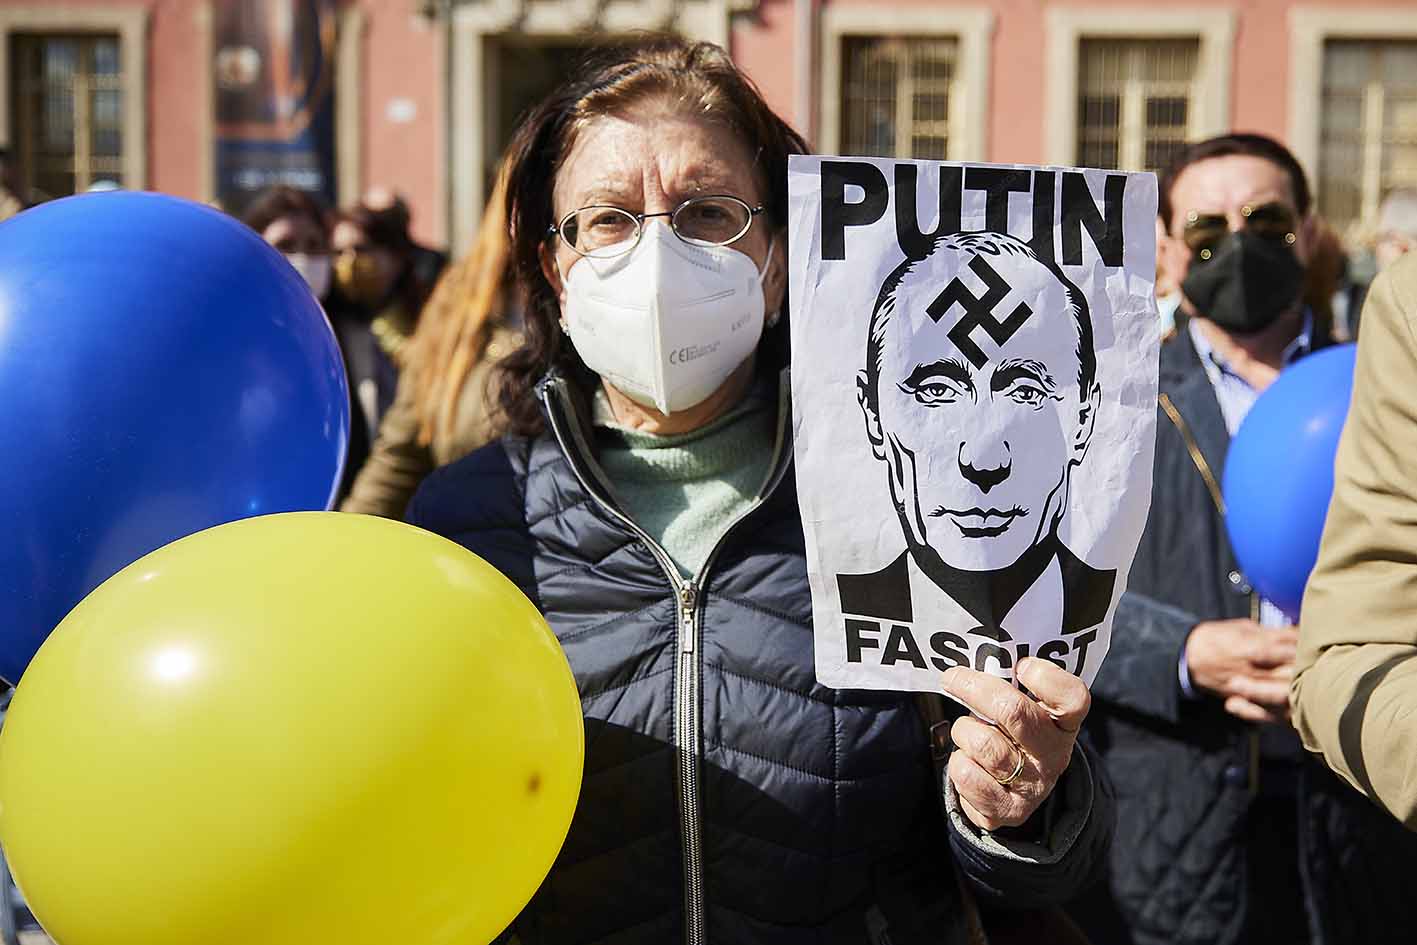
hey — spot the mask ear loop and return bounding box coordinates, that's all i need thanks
[552,250,571,333]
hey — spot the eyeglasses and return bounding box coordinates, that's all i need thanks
[548,194,766,259]
[1183,202,1298,261]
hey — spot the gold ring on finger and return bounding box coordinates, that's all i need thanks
[993,731,1026,786]
[995,742,1025,786]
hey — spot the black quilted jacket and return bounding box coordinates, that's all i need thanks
[1070,324,1417,945]
[407,369,1111,945]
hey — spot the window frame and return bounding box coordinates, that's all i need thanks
[1289,8,1417,229]
[448,0,743,255]
[1043,8,1235,168]
[0,4,147,193]
[1075,37,1201,172]
[819,5,994,162]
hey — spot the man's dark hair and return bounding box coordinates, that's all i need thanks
[1158,133,1311,230]
[863,232,1097,410]
[241,185,328,238]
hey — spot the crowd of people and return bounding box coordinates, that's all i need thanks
[239,171,520,517]
[233,36,1415,945]
[7,29,1417,945]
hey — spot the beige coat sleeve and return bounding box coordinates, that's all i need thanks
[1292,253,1417,828]
[339,368,434,520]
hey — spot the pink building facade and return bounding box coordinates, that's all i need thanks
[2,0,1415,251]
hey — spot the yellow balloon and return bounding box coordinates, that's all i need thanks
[0,512,583,945]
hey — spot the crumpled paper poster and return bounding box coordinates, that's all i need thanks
[788,156,1160,690]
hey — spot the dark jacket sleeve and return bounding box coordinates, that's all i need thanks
[1085,402,1206,725]
[1088,590,1196,725]
[946,738,1115,907]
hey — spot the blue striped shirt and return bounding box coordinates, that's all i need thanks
[1177,315,1312,699]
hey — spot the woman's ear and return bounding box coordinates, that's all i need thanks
[540,241,568,308]
[762,229,788,319]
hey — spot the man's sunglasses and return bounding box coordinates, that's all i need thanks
[1182,202,1298,260]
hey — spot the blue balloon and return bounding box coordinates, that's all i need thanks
[1222,345,1357,620]
[0,192,348,684]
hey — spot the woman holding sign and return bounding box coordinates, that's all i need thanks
[409,36,1110,944]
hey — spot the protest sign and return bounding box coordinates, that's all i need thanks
[788,157,1160,690]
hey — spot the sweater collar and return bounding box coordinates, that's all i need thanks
[592,385,776,484]
[537,366,795,509]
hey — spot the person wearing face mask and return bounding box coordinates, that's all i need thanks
[1068,133,1417,945]
[407,35,1112,945]
[242,185,335,297]
[328,201,438,448]
[242,186,371,499]
[339,165,519,519]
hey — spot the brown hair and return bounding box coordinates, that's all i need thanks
[333,201,432,318]
[405,162,514,446]
[496,34,808,436]
[241,185,328,239]
[1302,215,1343,341]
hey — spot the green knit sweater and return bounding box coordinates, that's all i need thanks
[592,389,777,578]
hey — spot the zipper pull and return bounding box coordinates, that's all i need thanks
[679,583,698,652]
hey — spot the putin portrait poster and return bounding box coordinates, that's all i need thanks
[788,157,1160,691]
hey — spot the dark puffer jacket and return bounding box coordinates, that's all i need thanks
[407,370,1111,945]
[1070,324,1417,945]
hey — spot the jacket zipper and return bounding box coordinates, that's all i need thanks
[675,581,705,945]
[539,373,792,945]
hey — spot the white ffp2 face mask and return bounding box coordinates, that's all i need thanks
[284,252,332,300]
[561,223,770,415]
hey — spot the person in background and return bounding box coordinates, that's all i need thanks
[242,185,369,498]
[407,35,1111,945]
[340,166,519,519]
[362,186,448,290]
[1154,216,1181,337]
[1335,190,1417,338]
[1292,254,1417,828]
[1375,189,1417,273]
[1070,133,1417,945]
[1302,216,1344,341]
[329,201,436,446]
[243,186,333,297]
[0,149,27,221]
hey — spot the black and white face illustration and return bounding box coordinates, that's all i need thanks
[857,234,1102,573]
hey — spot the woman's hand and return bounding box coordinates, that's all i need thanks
[940,659,1091,832]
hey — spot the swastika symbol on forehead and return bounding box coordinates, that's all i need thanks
[926,254,1034,369]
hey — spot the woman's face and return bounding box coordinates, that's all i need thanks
[332,220,402,305]
[543,103,787,316]
[262,213,327,255]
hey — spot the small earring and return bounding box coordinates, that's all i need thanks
[766,310,781,329]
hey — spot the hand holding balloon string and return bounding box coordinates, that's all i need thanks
[1185,618,1298,724]
[940,659,1090,832]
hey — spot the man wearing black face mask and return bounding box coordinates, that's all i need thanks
[1069,133,1417,945]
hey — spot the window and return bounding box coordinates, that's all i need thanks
[11,33,124,199]
[1318,39,1417,236]
[841,36,958,160]
[1076,38,1199,172]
